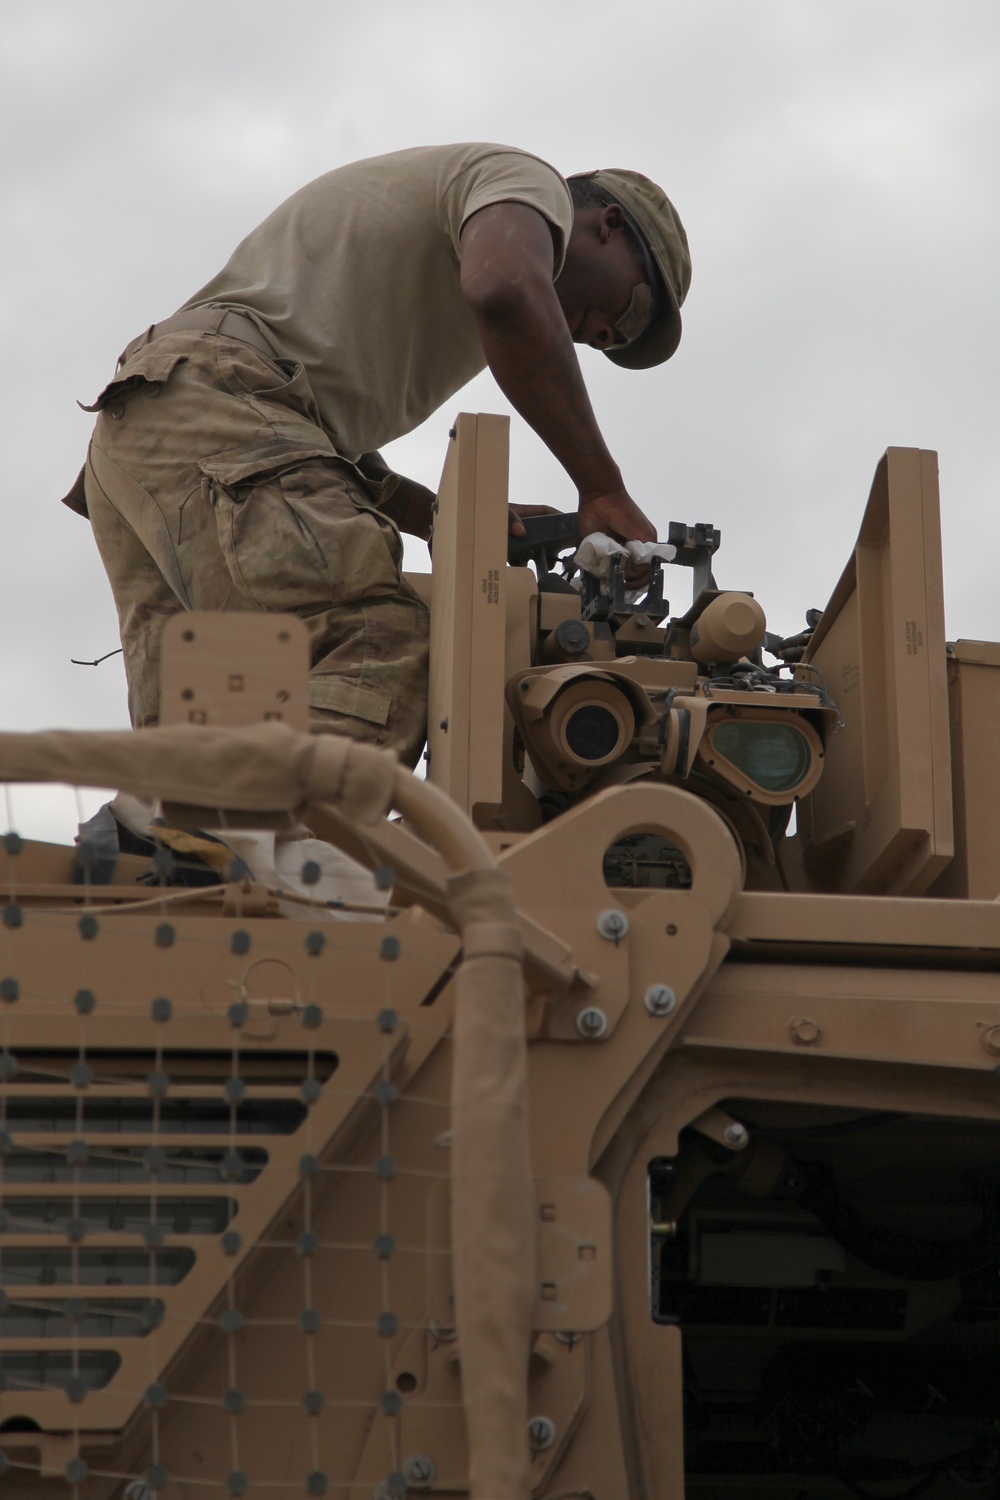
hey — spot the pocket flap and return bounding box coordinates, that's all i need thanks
[79,343,190,413]
[308,676,391,727]
[197,439,336,489]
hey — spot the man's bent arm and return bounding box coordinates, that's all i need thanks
[459,202,656,544]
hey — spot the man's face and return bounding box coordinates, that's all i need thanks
[555,204,652,351]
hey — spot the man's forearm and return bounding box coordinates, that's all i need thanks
[470,285,623,503]
[458,201,656,547]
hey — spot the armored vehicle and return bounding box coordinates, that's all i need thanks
[0,418,997,1499]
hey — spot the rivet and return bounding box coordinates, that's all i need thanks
[723,1121,749,1149]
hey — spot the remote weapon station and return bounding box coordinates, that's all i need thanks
[0,420,998,1500]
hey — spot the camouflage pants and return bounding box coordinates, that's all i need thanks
[84,331,429,767]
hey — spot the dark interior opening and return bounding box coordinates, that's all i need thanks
[650,1103,1000,1498]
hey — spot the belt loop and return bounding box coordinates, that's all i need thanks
[208,306,229,336]
[117,323,155,369]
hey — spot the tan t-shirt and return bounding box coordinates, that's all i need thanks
[182,143,574,459]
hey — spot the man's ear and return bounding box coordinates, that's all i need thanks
[598,203,625,241]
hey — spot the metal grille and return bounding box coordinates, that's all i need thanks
[0,791,463,1498]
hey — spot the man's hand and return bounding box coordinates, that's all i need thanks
[357,452,436,541]
[383,476,436,541]
[577,488,656,547]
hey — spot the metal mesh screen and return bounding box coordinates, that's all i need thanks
[0,788,464,1498]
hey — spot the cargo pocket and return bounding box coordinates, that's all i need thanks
[308,675,392,728]
[198,440,403,614]
[79,342,190,414]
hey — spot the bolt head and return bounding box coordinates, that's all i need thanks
[644,984,677,1017]
[597,908,629,942]
[723,1122,749,1149]
[575,1006,608,1040]
[527,1415,556,1451]
[403,1455,437,1488]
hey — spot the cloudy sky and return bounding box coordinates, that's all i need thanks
[2,0,998,840]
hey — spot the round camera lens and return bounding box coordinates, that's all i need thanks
[564,704,622,762]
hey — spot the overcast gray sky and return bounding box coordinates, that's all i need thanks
[2,0,998,839]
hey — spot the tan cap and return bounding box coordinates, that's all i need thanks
[579,168,691,369]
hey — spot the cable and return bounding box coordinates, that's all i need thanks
[70,648,124,667]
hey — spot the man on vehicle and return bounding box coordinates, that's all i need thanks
[67,144,691,767]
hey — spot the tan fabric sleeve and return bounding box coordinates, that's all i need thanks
[0,724,398,821]
[448,867,534,1500]
[442,150,575,275]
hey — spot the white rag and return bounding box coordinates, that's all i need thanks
[574,532,677,594]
